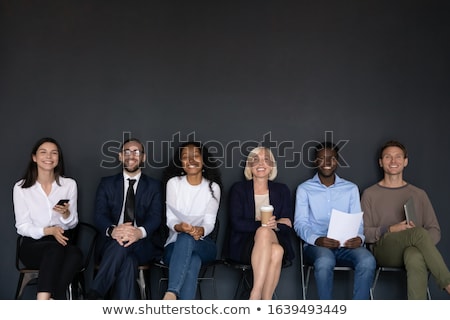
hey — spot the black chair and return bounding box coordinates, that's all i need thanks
[370,265,431,300]
[15,221,98,300]
[299,238,354,300]
[223,258,254,299]
[68,222,99,299]
[153,219,224,299]
[224,259,292,299]
[366,243,431,300]
[137,264,153,299]
[15,236,39,299]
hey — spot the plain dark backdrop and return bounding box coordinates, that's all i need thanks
[1,1,449,300]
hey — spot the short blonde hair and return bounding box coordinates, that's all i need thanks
[244,146,278,181]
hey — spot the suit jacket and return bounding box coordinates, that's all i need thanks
[94,172,164,262]
[226,179,295,263]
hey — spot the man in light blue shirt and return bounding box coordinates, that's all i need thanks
[294,141,375,299]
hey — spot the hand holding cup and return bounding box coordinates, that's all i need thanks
[260,205,274,226]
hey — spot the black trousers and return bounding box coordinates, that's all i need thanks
[19,232,83,299]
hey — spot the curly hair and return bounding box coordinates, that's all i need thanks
[162,141,223,199]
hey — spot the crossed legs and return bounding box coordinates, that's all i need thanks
[249,227,284,300]
[374,227,450,299]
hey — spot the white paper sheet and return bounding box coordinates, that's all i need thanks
[166,202,204,226]
[327,208,363,247]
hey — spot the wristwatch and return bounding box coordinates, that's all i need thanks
[107,225,115,237]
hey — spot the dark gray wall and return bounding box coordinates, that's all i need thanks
[1,0,449,300]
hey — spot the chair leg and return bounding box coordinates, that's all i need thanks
[198,265,218,300]
[300,265,306,300]
[370,268,381,300]
[78,274,86,299]
[197,267,205,299]
[233,268,252,299]
[156,267,168,298]
[303,266,312,300]
[67,272,84,300]
[210,265,219,300]
[15,273,26,300]
[137,269,149,300]
[211,278,217,300]
[15,272,39,300]
[233,271,246,299]
[426,271,432,300]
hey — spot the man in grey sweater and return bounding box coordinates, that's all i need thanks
[361,140,450,299]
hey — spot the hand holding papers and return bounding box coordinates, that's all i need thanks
[327,208,363,247]
[166,203,204,226]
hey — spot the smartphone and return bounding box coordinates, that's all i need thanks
[56,199,70,206]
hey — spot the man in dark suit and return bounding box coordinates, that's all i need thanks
[88,138,164,299]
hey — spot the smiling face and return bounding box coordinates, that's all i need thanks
[181,144,203,177]
[32,142,59,173]
[379,146,408,176]
[315,147,338,179]
[248,148,274,180]
[119,140,146,175]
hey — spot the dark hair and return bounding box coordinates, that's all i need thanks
[163,141,222,199]
[120,138,145,153]
[19,137,65,188]
[379,140,408,159]
[314,141,339,160]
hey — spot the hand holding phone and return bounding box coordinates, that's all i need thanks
[56,199,70,206]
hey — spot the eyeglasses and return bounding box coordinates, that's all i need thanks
[123,149,143,157]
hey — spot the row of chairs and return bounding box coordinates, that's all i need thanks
[16,222,430,299]
[299,239,432,299]
[130,239,429,300]
[15,219,254,300]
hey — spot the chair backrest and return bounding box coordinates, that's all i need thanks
[15,236,21,270]
[208,218,220,243]
[16,222,98,271]
[72,222,99,271]
[15,235,29,271]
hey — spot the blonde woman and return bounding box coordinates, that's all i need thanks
[227,146,294,300]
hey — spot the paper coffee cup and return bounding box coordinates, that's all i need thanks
[260,204,274,226]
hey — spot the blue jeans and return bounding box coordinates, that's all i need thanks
[163,233,217,299]
[304,245,376,299]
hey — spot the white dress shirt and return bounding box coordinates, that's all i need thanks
[13,177,78,239]
[165,175,221,246]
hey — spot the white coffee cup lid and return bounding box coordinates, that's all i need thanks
[260,205,274,212]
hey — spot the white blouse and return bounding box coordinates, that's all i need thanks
[165,176,221,246]
[13,177,79,239]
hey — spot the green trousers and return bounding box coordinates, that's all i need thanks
[373,227,450,299]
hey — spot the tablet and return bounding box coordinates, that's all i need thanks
[403,197,417,224]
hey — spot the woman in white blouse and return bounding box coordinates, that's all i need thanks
[161,141,222,300]
[13,137,83,300]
